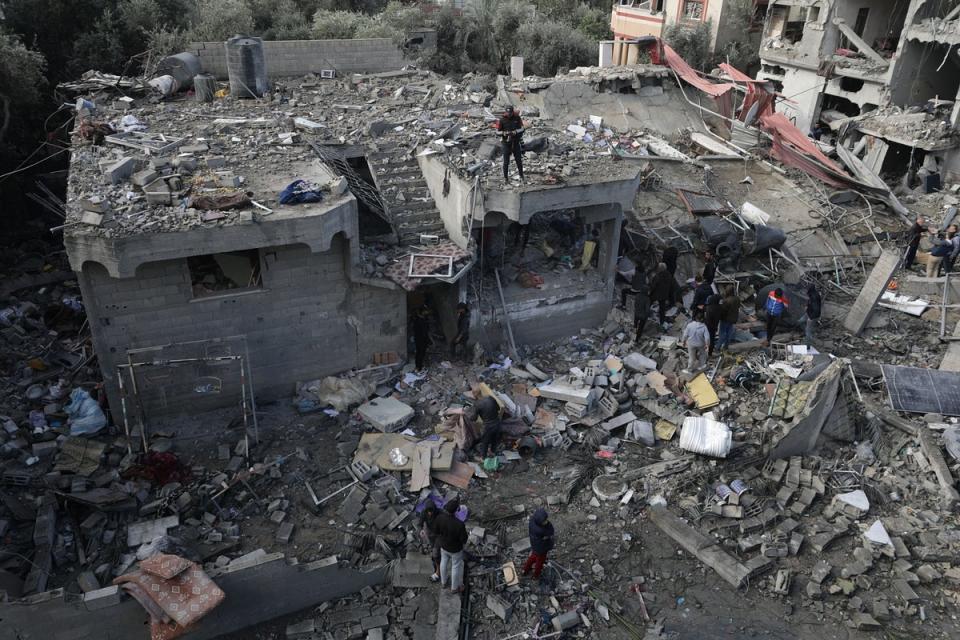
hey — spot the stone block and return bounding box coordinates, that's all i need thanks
[357,397,414,432]
[104,157,135,185]
[83,585,121,610]
[486,593,513,621]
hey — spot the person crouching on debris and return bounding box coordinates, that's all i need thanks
[419,503,442,582]
[680,310,710,374]
[435,499,469,593]
[522,507,555,580]
[763,288,789,346]
[497,105,525,184]
[467,391,503,461]
[450,302,470,358]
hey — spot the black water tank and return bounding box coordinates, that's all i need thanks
[225,35,268,98]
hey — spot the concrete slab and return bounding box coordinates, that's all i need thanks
[435,588,462,640]
[537,381,594,404]
[0,556,389,640]
[844,250,900,334]
[358,397,415,432]
[392,553,436,588]
[940,319,960,371]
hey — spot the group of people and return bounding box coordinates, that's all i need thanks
[419,500,556,593]
[622,245,824,374]
[904,215,960,278]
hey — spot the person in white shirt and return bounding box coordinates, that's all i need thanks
[680,312,710,373]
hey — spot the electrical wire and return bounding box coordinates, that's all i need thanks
[0,147,70,183]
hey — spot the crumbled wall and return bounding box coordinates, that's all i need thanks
[79,237,405,417]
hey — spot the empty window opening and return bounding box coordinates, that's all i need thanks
[188,250,262,298]
[839,77,864,92]
[807,5,820,23]
[821,94,862,118]
[766,4,808,44]
[681,0,704,21]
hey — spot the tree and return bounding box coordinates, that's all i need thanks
[311,9,368,38]
[0,31,46,147]
[663,19,712,71]
[516,18,593,76]
[189,0,255,41]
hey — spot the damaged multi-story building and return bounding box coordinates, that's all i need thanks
[61,37,642,424]
[607,0,769,65]
[756,0,960,182]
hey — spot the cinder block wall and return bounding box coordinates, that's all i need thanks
[189,39,410,78]
[78,237,405,418]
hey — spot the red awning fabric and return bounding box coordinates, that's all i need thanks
[718,63,776,124]
[662,44,735,98]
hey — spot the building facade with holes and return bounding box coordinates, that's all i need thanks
[608,0,768,65]
[65,187,406,420]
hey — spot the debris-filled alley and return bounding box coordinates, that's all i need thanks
[4,32,960,640]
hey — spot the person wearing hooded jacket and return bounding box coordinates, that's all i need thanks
[434,500,468,592]
[521,507,555,579]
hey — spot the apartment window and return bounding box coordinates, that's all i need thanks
[188,250,263,298]
[681,0,705,21]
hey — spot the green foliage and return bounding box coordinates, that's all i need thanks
[189,0,255,41]
[663,18,712,71]
[311,9,369,38]
[516,18,593,77]
[0,30,47,151]
[574,5,611,42]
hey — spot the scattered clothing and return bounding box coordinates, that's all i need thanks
[278,179,324,205]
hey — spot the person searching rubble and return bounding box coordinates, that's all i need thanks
[434,499,468,593]
[619,257,649,309]
[945,224,960,274]
[662,245,679,275]
[418,502,442,582]
[649,262,680,331]
[450,302,470,359]
[680,310,710,374]
[717,285,740,352]
[763,287,789,346]
[702,248,716,285]
[926,225,956,278]
[521,507,556,582]
[704,293,722,357]
[903,215,925,271]
[412,304,431,372]
[466,389,503,462]
[691,274,713,312]
[632,282,652,342]
[496,105,525,185]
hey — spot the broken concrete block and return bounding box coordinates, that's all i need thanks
[131,169,158,187]
[104,157,135,185]
[357,397,414,432]
[83,584,121,611]
[486,593,513,621]
[553,610,580,632]
[276,521,294,544]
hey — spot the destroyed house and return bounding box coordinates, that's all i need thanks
[62,53,649,420]
[757,0,960,182]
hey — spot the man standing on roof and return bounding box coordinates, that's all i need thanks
[904,215,925,270]
[497,106,525,184]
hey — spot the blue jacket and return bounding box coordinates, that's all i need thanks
[529,508,555,554]
[765,292,788,317]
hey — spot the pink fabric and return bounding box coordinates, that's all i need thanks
[662,44,735,98]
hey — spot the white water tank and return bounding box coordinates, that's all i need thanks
[225,35,268,98]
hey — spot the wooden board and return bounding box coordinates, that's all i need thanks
[687,373,719,409]
[409,444,432,492]
[431,459,475,490]
[354,433,454,472]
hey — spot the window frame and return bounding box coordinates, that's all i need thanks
[186,249,266,301]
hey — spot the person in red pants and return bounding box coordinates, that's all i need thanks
[521,508,555,579]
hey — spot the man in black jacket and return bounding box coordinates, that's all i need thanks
[805,283,821,347]
[434,500,468,593]
[691,274,713,312]
[904,215,925,270]
[467,394,502,460]
[633,283,651,340]
[649,262,679,330]
[619,262,648,308]
[498,106,525,184]
[521,507,555,579]
[704,293,722,357]
[702,249,716,285]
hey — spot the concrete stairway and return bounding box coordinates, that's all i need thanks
[368,147,447,245]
